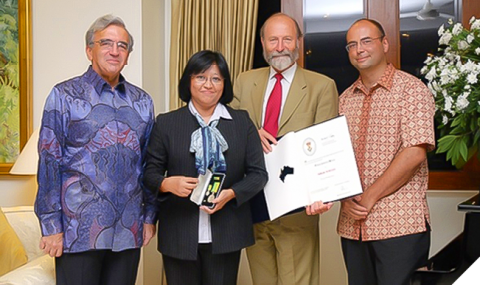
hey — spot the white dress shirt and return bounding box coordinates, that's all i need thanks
[188,101,232,243]
[261,63,297,127]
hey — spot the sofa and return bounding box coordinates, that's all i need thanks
[0,206,55,285]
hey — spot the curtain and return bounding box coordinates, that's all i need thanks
[169,0,259,110]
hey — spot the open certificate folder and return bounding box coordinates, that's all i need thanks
[264,115,363,220]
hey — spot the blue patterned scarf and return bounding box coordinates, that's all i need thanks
[190,113,228,175]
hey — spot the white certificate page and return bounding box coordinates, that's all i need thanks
[264,116,363,220]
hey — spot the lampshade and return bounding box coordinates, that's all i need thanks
[10,129,39,175]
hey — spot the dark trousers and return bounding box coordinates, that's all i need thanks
[162,243,241,285]
[341,230,430,285]
[55,248,141,285]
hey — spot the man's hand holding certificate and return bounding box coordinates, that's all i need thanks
[263,115,363,220]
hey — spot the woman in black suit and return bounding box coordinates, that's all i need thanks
[143,50,268,285]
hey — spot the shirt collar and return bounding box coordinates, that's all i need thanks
[269,63,297,84]
[188,101,232,124]
[353,63,395,95]
[85,65,126,95]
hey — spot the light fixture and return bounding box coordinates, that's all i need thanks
[417,0,439,21]
[9,129,39,175]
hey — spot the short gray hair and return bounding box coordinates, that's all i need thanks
[85,14,134,52]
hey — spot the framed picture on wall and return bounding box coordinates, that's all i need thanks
[0,0,33,175]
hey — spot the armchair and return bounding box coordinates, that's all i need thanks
[0,206,54,285]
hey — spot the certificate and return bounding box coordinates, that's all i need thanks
[264,115,363,220]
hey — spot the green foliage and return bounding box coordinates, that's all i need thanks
[421,17,480,168]
[0,0,18,62]
[0,0,20,163]
[0,75,19,163]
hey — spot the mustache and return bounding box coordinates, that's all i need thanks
[267,50,293,60]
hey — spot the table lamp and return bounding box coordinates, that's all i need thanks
[9,129,39,175]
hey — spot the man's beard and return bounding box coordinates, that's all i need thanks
[264,47,299,72]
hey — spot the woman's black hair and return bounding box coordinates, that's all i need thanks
[178,50,234,105]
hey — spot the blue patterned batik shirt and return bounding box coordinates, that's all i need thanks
[35,66,157,253]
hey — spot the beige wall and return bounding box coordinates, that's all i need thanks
[141,2,169,283]
[142,0,170,115]
[31,1,145,129]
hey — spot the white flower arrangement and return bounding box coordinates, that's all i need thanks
[421,17,480,168]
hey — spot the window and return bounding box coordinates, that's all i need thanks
[282,0,480,190]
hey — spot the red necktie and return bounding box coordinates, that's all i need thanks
[264,73,283,137]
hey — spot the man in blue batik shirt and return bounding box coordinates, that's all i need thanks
[34,15,156,285]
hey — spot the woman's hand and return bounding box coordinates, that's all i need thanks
[200,189,236,214]
[160,176,198,197]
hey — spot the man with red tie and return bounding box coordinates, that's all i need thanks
[232,13,338,285]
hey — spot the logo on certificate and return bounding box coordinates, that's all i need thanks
[303,138,316,156]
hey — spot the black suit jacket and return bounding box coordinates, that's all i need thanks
[143,106,268,260]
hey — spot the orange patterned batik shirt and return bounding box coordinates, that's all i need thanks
[337,64,435,241]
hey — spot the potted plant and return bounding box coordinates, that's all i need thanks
[421,17,480,168]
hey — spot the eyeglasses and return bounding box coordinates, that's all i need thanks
[345,36,384,52]
[192,75,224,85]
[92,39,130,52]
